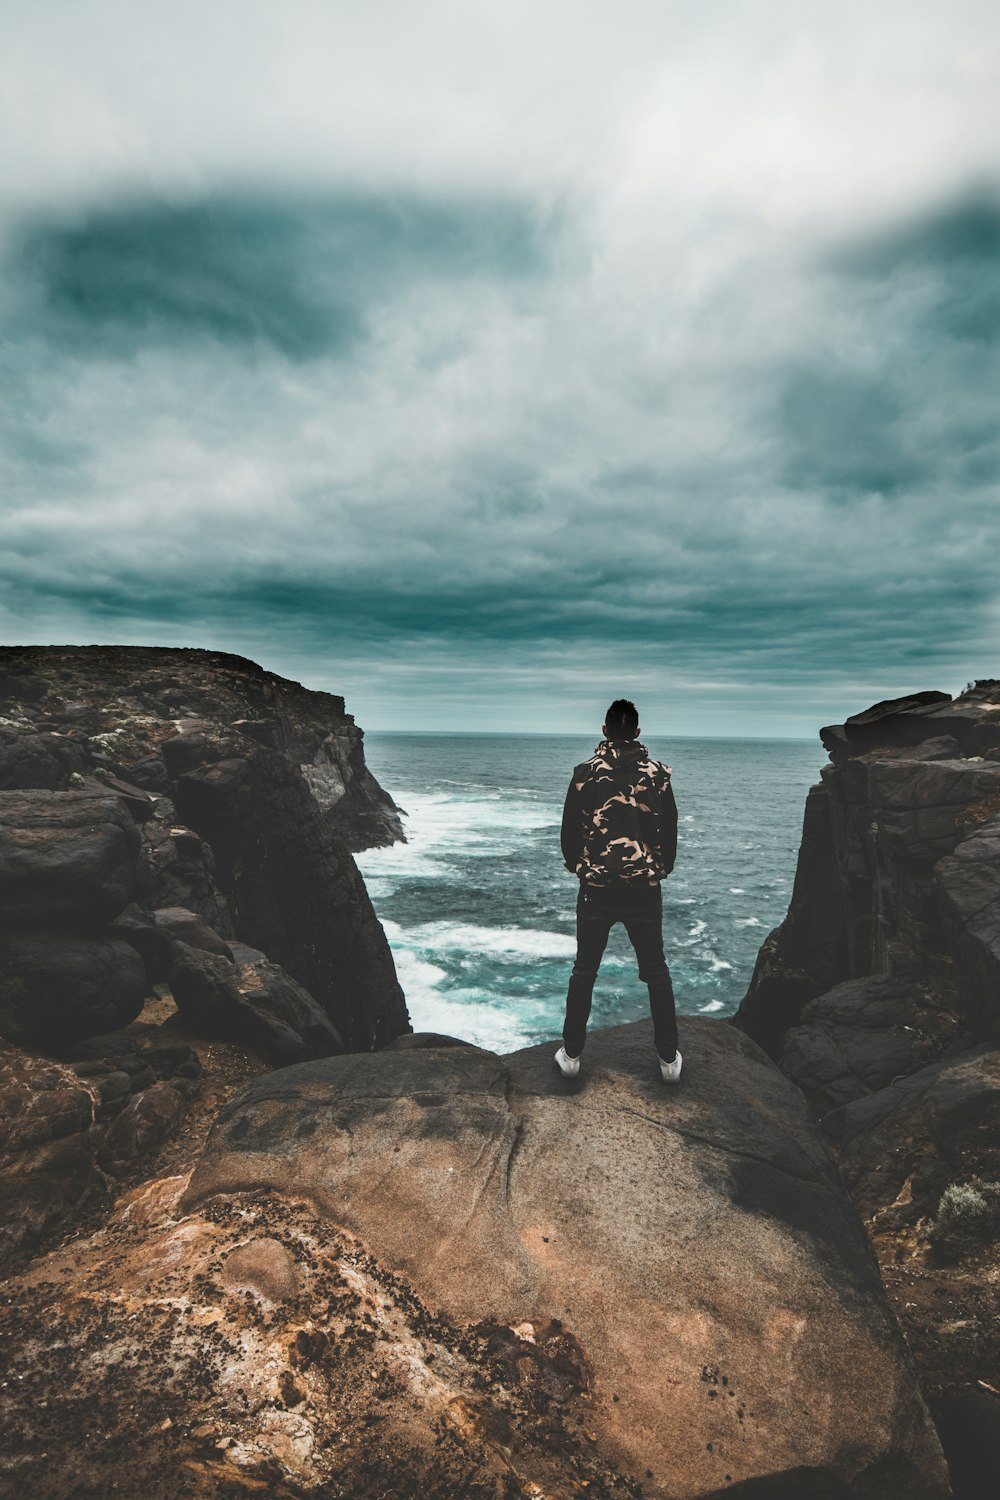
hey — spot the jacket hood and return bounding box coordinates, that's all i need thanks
[593,738,650,765]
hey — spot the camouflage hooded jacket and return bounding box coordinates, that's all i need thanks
[560,738,678,888]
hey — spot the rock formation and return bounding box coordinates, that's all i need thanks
[0,646,409,1267]
[0,646,407,1051]
[736,681,1000,1498]
[0,1019,949,1500]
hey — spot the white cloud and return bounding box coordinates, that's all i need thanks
[1,1,999,731]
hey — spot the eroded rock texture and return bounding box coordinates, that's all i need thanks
[0,1033,204,1267]
[0,646,409,1267]
[736,681,1000,1496]
[737,682,1000,1076]
[0,646,408,1051]
[0,1019,948,1500]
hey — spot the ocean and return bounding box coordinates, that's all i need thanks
[356,733,824,1054]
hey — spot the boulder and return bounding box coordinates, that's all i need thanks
[98,1080,191,1172]
[822,1045,1000,1222]
[106,902,170,980]
[182,1018,948,1498]
[383,1030,477,1050]
[168,940,344,1065]
[0,728,87,791]
[0,1181,666,1499]
[70,1032,202,1088]
[822,691,1000,760]
[124,753,169,791]
[780,974,922,1114]
[78,772,155,822]
[110,896,238,989]
[153,905,234,961]
[0,669,49,703]
[0,1043,102,1268]
[0,933,147,1048]
[0,788,140,931]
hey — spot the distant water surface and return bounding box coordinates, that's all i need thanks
[356,733,823,1053]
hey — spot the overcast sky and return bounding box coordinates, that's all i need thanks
[2,1,998,736]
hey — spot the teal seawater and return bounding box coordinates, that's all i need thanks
[356,733,823,1054]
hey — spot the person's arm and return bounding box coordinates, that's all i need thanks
[561,776,584,872]
[660,778,678,876]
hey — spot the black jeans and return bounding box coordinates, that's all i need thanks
[562,882,678,1061]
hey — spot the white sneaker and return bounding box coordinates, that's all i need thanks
[554,1045,581,1077]
[659,1049,683,1084]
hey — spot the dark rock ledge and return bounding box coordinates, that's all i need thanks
[735,679,1000,1499]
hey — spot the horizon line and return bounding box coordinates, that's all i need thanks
[363,728,820,743]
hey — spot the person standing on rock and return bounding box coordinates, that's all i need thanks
[556,698,681,1082]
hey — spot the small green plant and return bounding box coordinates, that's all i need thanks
[928,1177,1000,1258]
[938,1181,992,1224]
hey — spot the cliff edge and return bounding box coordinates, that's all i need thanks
[0,1019,949,1500]
[736,681,1000,1497]
[0,646,410,1267]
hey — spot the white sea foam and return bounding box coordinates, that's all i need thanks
[735,917,762,928]
[699,998,725,1012]
[363,794,557,871]
[405,921,577,960]
[357,842,458,882]
[729,887,745,894]
[709,957,735,972]
[381,927,536,1049]
[392,950,449,991]
[408,991,539,1052]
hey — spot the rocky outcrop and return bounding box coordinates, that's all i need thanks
[736,681,1000,1497]
[0,787,151,1047]
[737,682,1000,1070]
[0,1033,204,1267]
[0,787,143,930]
[0,646,409,1051]
[0,646,409,1266]
[0,931,147,1048]
[823,1044,1000,1217]
[0,1018,948,1499]
[168,939,345,1065]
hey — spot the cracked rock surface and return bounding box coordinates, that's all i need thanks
[167,1016,946,1499]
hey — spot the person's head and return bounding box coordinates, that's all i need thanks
[603,698,640,742]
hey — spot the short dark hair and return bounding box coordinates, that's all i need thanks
[605,698,639,739]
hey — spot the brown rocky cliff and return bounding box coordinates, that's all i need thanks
[0,1020,950,1500]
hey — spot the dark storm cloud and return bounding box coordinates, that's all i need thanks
[829,192,1000,344]
[9,191,560,359]
[3,0,1000,733]
[769,190,1000,509]
[777,369,918,497]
